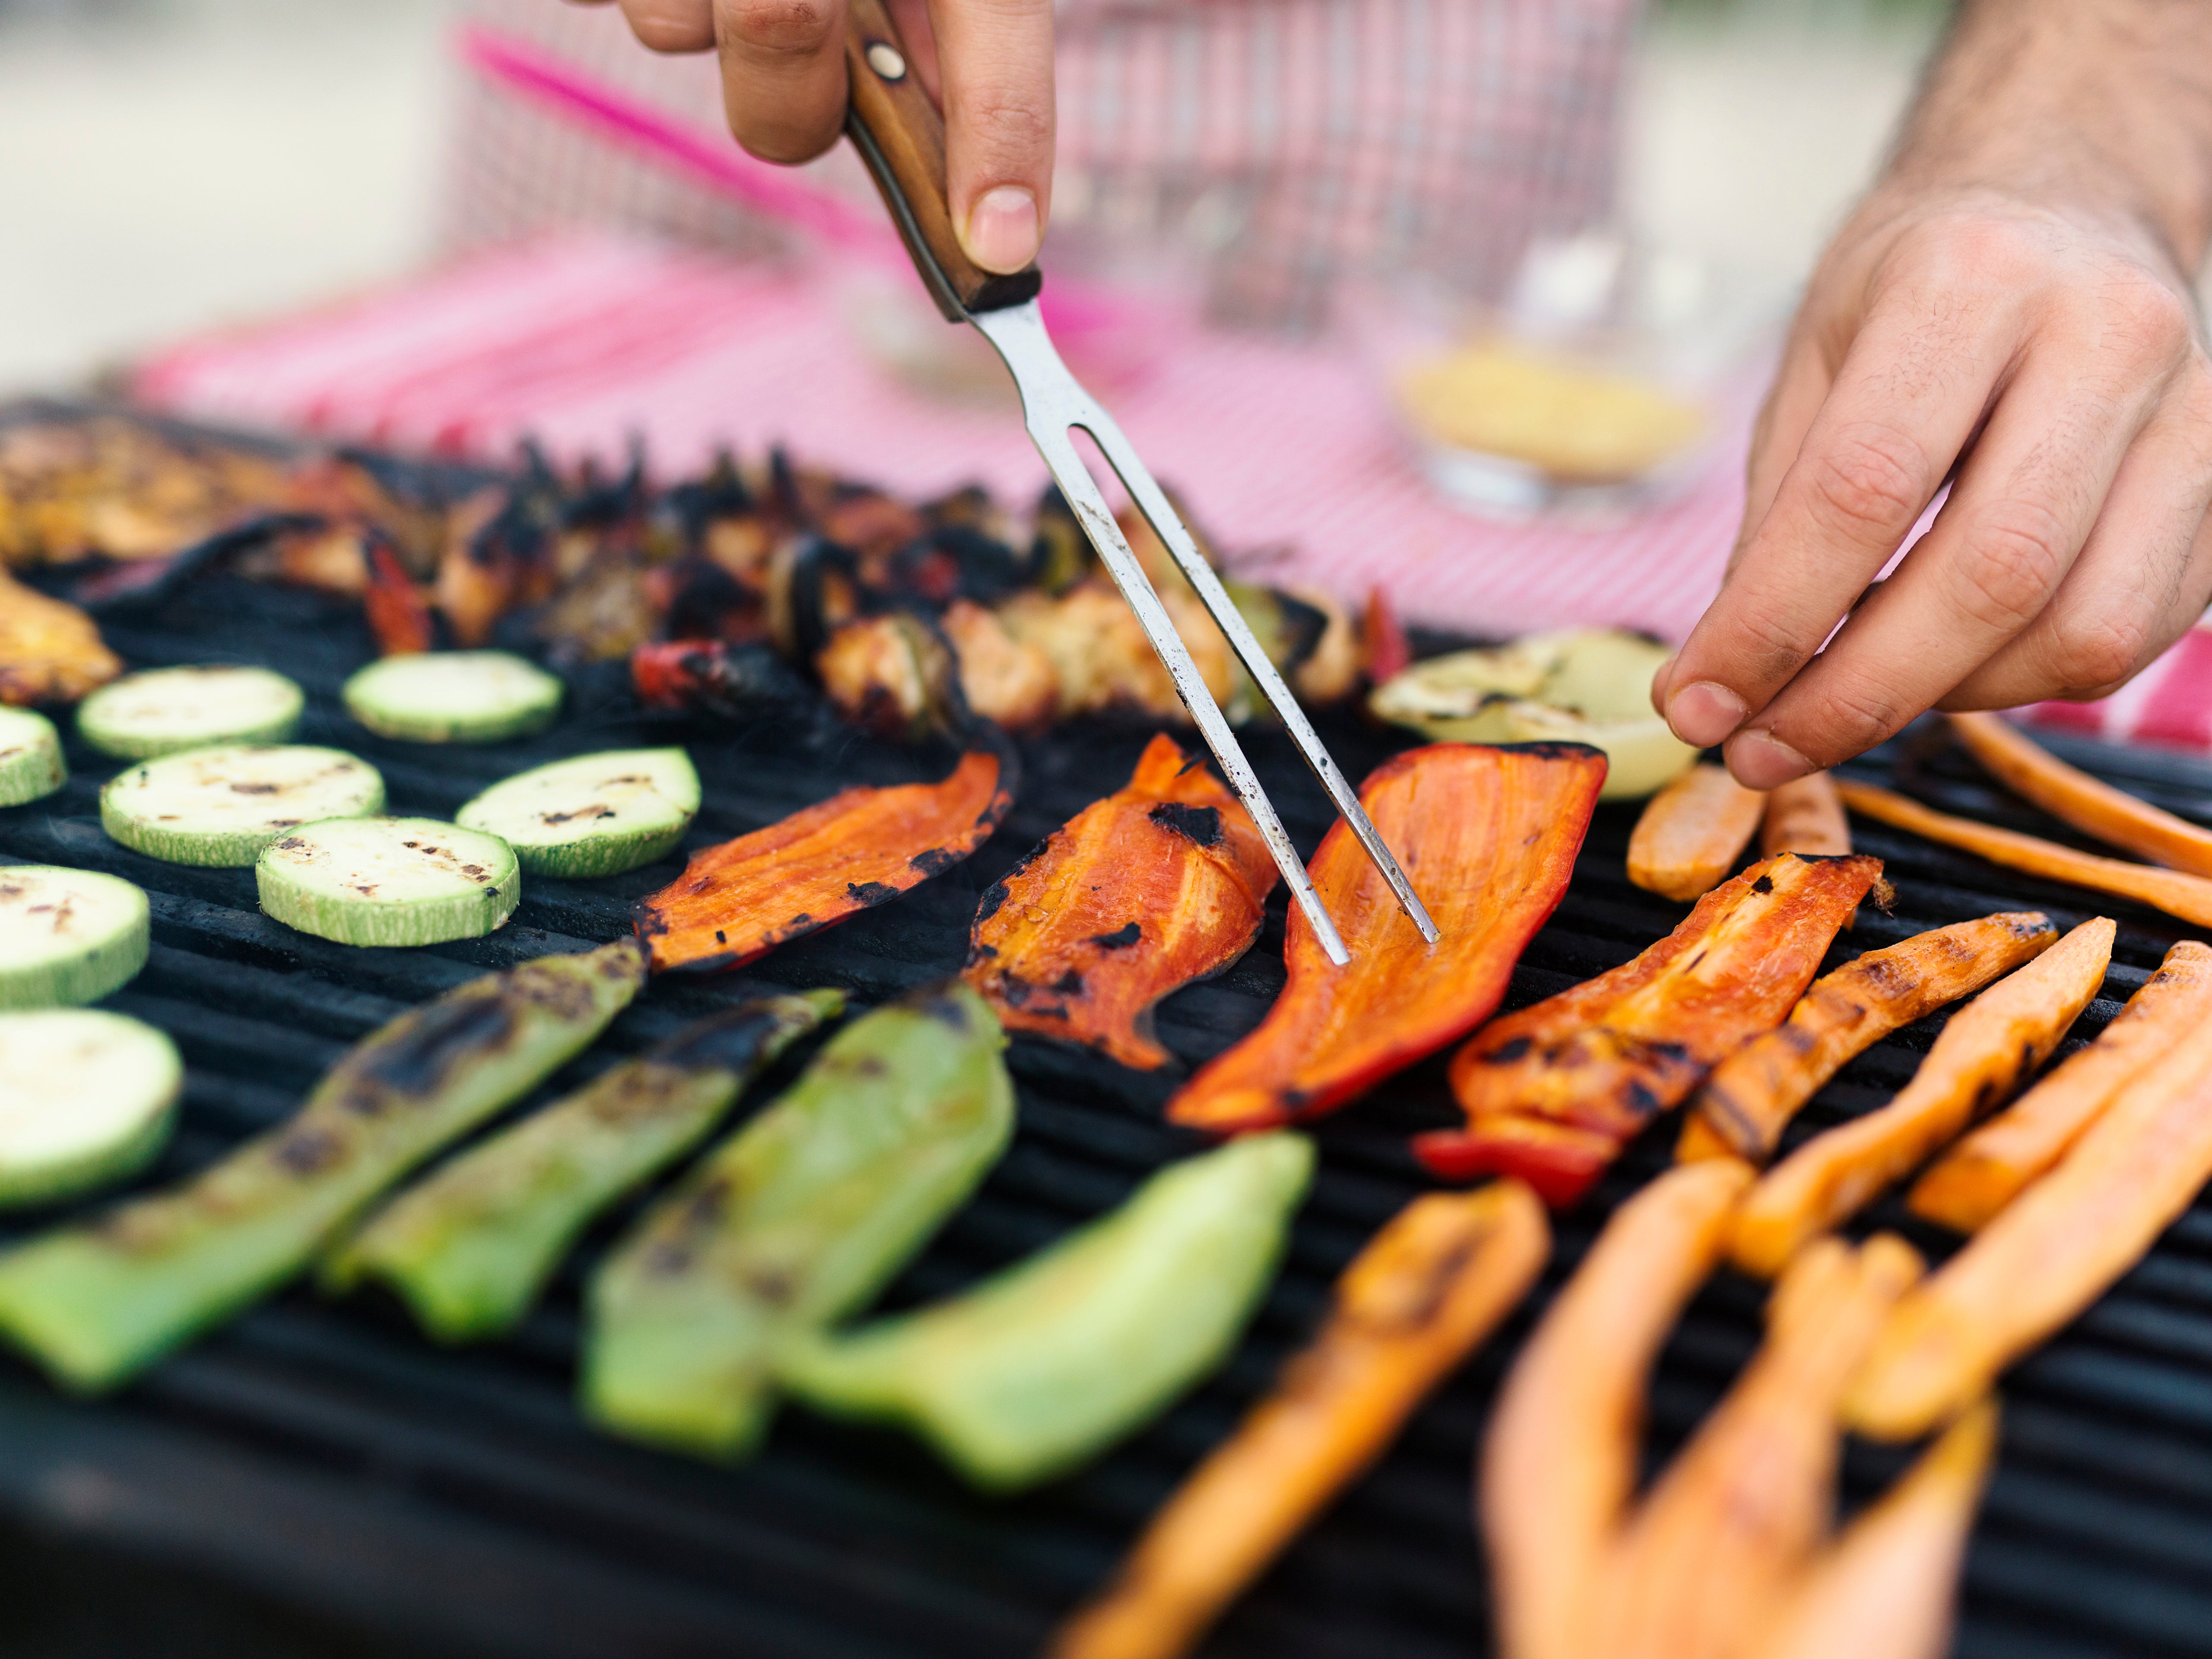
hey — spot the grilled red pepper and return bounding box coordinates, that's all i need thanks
[363,535,435,656]
[1418,852,1883,1205]
[965,734,1278,1070]
[1166,742,1607,1133]
[635,747,1015,973]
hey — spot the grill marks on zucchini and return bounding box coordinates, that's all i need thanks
[257,817,520,947]
[77,665,304,759]
[457,748,701,878]
[0,708,65,807]
[101,744,385,868]
[0,864,149,1009]
[0,940,646,1390]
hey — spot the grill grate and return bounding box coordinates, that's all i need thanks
[6,567,2212,1657]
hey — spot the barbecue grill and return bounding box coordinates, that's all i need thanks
[5,509,2212,1659]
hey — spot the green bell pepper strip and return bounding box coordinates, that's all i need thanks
[0,939,647,1392]
[582,979,1014,1460]
[778,1130,1314,1492]
[323,988,844,1341]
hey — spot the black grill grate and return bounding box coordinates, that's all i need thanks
[6,568,2212,1658]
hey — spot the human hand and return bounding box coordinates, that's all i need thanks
[568,0,1054,273]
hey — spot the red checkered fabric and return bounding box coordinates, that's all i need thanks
[447,0,1639,328]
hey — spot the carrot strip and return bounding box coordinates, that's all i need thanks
[1730,918,2115,1278]
[965,734,1276,1071]
[1589,1234,1923,1659]
[1422,854,1882,1206]
[1761,772,1850,859]
[1836,777,2212,929]
[1949,709,2212,877]
[1847,1014,2212,1439]
[1678,913,2057,1165]
[1050,1183,1549,1659]
[1910,939,2212,1232]
[1166,743,1606,1133]
[1482,1161,1752,1659]
[1748,1402,1998,1659]
[1628,764,1769,901]
[634,747,1015,974]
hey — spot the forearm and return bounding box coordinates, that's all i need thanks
[1885,0,2212,270]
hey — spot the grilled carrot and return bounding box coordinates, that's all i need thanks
[1761,772,1850,858]
[1836,778,2212,929]
[1422,854,1882,1205]
[1051,1183,1549,1659]
[1949,709,2212,877]
[635,746,1015,974]
[1628,764,1769,901]
[1587,1234,1923,1659]
[1678,913,2058,1166]
[1482,1160,1751,1659]
[1847,1014,2212,1439]
[1910,939,2212,1232]
[1747,1402,1998,1659]
[1731,918,2115,1278]
[1166,743,1606,1133]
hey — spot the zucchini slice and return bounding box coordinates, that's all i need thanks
[455,748,701,878]
[101,744,385,868]
[257,816,521,946]
[0,709,66,808]
[0,865,150,1009]
[77,665,305,760]
[0,1010,181,1205]
[343,652,563,744]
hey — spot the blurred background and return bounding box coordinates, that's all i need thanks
[0,0,1944,391]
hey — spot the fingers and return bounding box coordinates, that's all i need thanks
[926,0,1054,272]
[1659,260,2033,751]
[712,0,851,163]
[616,0,716,52]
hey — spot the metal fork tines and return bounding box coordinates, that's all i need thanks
[969,299,1439,967]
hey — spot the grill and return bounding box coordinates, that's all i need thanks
[7,541,2212,1659]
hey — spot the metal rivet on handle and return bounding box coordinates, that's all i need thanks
[865,41,906,81]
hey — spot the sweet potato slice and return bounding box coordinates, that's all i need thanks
[1760,772,1850,858]
[1847,1014,2212,1440]
[634,747,1014,974]
[1628,764,1769,901]
[1588,1234,1922,1659]
[1748,1402,1998,1659]
[1166,743,1606,1133]
[1051,1182,1549,1659]
[1482,1161,1751,1659]
[1678,912,2057,1166]
[1910,939,2212,1232]
[966,734,1278,1071]
[1421,853,1882,1206]
[1836,778,2212,929]
[1731,918,2115,1278]
[1949,709,2212,877]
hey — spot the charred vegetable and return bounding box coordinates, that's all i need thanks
[1051,1182,1548,1659]
[0,941,645,1390]
[1762,772,1851,858]
[1627,763,1768,901]
[1423,853,1882,1206]
[1910,939,2212,1231]
[1678,912,2057,1165]
[325,991,842,1340]
[634,745,1015,974]
[1167,744,1606,1132]
[1732,918,2115,1279]
[780,1131,1313,1492]
[0,707,65,807]
[583,982,1013,1459]
[966,734,1277,1070]
[0,864,149,1009]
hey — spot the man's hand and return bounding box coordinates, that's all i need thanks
[568,0,1053,274]
[1654,0,2212,788]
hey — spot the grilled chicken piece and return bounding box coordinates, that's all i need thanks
[0,571,124,705]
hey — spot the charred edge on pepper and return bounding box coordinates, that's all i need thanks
[1089,922,1141,950]
[1149,802,1224,848]
[846,880,902,907]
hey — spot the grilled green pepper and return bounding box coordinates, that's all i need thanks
[323,989,843,1341]
[0,940,646,1391]
[779,1131,1314,1492]
[583,979,1014,1460]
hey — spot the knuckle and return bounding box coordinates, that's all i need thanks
[1799,678,1909,758]
[2097,270,2195,362]
[1801,422,1930,541]
[962,86,1053,153]
[718,0,836,57]
[2047,605,2152,694]
[1948,500,2071,632]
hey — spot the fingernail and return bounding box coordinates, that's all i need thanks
[964,186,1039,274]
[1729,729,1815,790]
[1664,680,1748,749]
